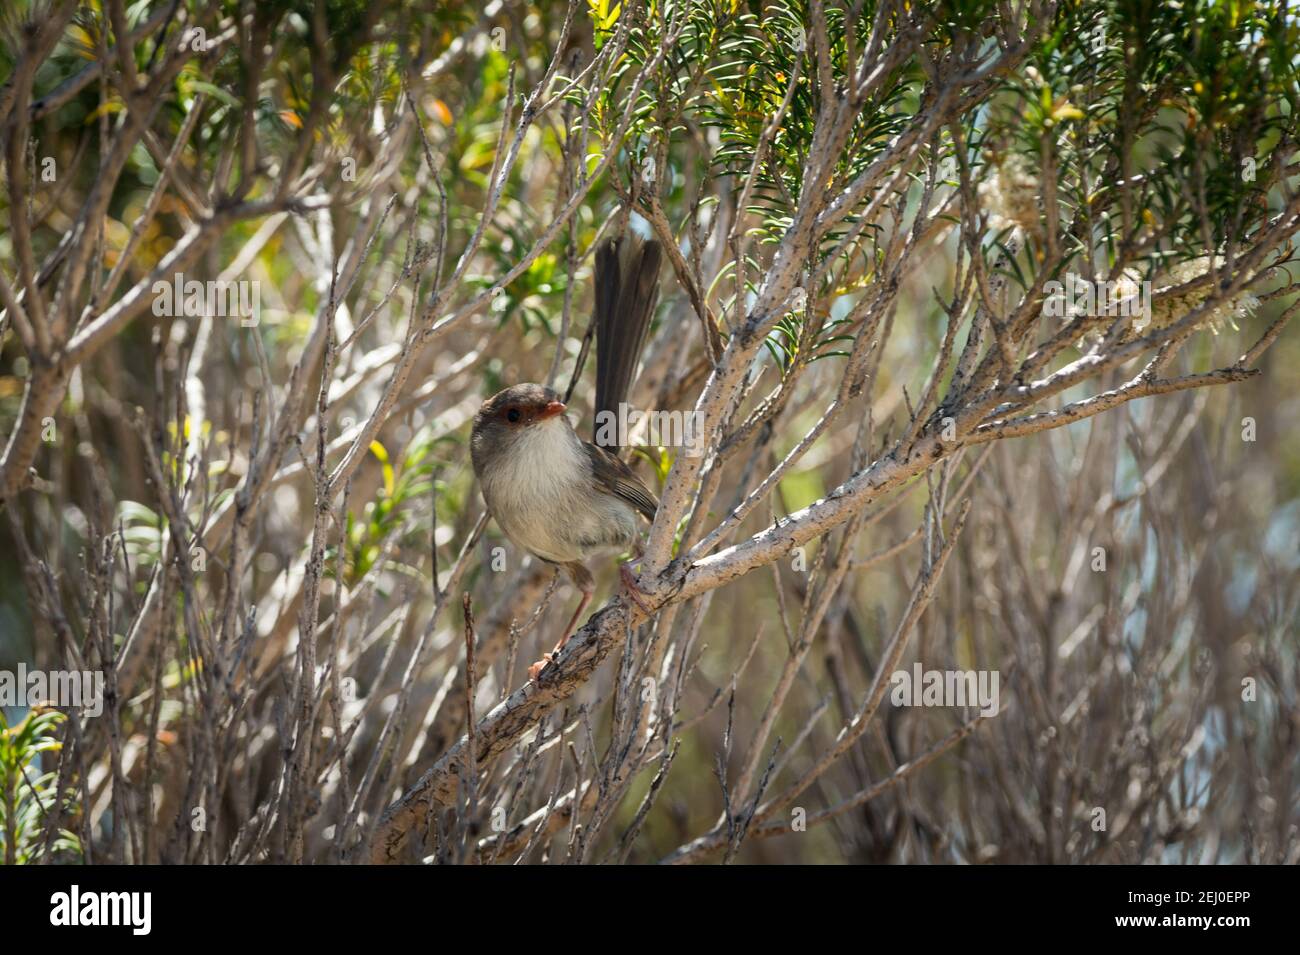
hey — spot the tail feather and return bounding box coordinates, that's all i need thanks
[592,235,662,444]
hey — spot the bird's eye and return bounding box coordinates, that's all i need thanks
[506,408,521,423]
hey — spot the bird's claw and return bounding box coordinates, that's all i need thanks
[528,652,558,682]
[529,564,653,683]
[619,563,654,615]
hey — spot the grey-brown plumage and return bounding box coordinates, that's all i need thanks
[469,236,663,680]
[593,235,662,442]
[469,382,657,569]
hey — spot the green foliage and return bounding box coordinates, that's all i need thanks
[330,425,459,589]
[118,500,165,569]
[472,243,572,333]
[984,0,1299,289]
[0,708,81,865]
[763,305,855,373]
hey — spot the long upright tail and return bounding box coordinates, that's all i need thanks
[592,234,662,445]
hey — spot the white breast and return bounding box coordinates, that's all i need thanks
[485,416,589,505]
[481,418,635,564]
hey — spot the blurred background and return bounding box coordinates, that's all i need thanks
[1,0,1297,864]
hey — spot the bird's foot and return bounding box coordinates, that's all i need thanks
[527,651,559,683]
[619,562,654,615]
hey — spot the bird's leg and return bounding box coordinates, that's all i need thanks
[618,543,654,615]
[528,562,594,682]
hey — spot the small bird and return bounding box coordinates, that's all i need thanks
[470,235,663,681]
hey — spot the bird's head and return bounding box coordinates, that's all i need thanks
[477,382,567,428]
[470,383,571,473]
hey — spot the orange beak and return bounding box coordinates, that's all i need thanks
[539,400,567,420]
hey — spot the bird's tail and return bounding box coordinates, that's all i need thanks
[592,234,662,445]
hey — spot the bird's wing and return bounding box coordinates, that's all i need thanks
[583,441,658,522]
